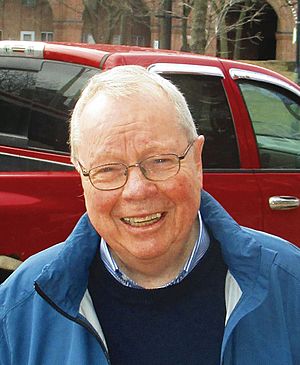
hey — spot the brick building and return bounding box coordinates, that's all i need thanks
[0,0,297,61]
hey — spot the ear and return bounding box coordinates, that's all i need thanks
[193,135,205,182]
[193,135,205,163]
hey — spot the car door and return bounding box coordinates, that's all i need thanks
[148,63,263,232]
[231,69,300,245]
[0,57,99,260]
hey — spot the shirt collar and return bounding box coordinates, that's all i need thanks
[100,211,210,289]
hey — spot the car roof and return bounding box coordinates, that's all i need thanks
[0,40,298,91]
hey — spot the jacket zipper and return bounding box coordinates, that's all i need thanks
[34,282,111,365]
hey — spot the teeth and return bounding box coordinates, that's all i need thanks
[122,213,162,226]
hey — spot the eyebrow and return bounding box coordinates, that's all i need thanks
[90,143,177,164]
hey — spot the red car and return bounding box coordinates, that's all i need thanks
[1,41,300,276]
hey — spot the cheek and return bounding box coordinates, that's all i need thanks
[161,175,201,216]
[82,181,118,218]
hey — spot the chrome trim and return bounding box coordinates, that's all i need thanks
[269,196,300,210]
[0,41,44,58]
[230,68,300,97]
[0,151,73,167]
[148,63,224,78]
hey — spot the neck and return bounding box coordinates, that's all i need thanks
[111,219,199,289]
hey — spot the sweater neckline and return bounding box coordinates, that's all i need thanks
[88,237,226,305]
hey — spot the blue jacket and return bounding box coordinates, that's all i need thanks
[1,191,300,365]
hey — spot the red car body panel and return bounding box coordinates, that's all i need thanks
[0,171,84,258]
[256,172,300,242]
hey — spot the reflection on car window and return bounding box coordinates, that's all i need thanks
[164,74,239,169]
[29,62,99,153]
[0,59,99,171]
[239,81,300,169]
[0,69,36,147]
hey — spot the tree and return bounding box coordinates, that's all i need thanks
[211,0,266,58]
[190,0,208,53]
[181,1,193,51]
[82,0,149,44]
[158,0,173,49]
[178,0,268,58]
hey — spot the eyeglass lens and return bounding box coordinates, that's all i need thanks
[89,154,180,190]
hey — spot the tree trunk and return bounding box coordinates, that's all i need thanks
[160,0,172,49]
[233,7,247,59]
[181,2,191,52]
[119,14,127,45]
[190,0,208,53]
[219,16,228,58]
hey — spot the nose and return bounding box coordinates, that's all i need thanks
[127,162,147,178]
[122,164,157,199]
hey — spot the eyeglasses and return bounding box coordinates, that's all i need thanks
[77,140,195,191]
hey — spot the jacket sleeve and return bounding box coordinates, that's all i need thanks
[0,320,11,365]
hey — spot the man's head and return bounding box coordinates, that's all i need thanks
[70,65,204,276]
[70,66,198,161]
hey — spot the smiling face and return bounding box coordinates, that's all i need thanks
[77,91,204,273]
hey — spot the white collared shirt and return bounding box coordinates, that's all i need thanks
[100,211,210,289]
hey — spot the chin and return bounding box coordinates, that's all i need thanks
[126,243,169,261]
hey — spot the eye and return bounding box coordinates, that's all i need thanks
[154,158,169,164]
[98,165,116,174]
[144,155,177,170]
[92,164,124,179]
[153,156,175,164]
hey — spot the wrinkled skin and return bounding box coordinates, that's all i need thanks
[77,92,204,287]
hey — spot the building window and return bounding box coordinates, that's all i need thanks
[132,35,145,46]
[20,31,35,41]
[22,0,36,7]
[112,35,121,45]
[41,32,53,42]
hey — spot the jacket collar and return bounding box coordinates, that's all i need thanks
[200,190,277,293]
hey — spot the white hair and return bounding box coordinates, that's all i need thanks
[70,65,198,161]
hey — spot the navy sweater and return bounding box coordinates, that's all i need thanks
[88,238,227,365]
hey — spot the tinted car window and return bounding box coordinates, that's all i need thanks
[0,60,99,172]
[164,74,239,169]
[29,62,99,153]
[239,81,300,169]
[0,68,35,148]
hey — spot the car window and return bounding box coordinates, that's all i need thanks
[0,59,99,171]
[164,74,239,169]
[28,62,98,153]
[239,80,300,169]
[0,68,35,148]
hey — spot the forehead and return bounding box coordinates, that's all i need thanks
[79,92,187,153]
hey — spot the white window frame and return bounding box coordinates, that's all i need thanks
[41,32,53,42]
[22,0,36,7]
[20,31,35,41]
[112,35,121,45]
[132,35,145,46]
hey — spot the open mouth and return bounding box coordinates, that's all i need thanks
[121,212,164,227]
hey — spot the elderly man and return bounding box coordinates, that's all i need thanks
[1,66,300,365]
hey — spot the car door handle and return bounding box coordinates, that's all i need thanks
[269,196,300,210]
